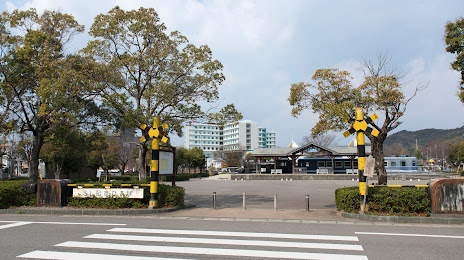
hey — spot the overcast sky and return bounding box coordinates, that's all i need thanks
[2,0,464,147]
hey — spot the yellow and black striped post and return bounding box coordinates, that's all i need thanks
[149,117,160,209]
[140,117,169,209]
[355,108,367,212]
[343,107,379,212]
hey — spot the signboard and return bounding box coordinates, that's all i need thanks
[72,188,144,198]
[364,156,376,177]
[159,150,174,175]
[305,148,319,153]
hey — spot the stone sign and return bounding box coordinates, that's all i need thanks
[72,188,144,199]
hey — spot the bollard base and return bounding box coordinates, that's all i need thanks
[149,200,158,209]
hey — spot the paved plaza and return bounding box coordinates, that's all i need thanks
[173,177,432,210]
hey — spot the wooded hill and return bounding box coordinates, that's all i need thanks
[384,126,464,153]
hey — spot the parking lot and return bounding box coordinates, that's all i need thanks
[173,178,432,210]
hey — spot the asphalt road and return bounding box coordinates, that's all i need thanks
[173,178,432,210]
[1,214,463,260]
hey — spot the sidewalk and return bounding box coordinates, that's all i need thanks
[158,207,353,223]
[1,206,463,225]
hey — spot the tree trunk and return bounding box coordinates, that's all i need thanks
[371,136,387,185]
[54,162,63,179]
[118,162,126,176]
[29,132,44,182]
[137,144,147,180]
[104,168,109,182]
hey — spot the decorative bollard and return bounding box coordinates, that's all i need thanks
[305,194,310,212]
[243,193,246,210]
[213,192,217,210]
[274,194,278,211]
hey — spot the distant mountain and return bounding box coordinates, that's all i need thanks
[384,126,464,151]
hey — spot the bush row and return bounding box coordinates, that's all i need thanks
[335,186,431,216]
[67,184,185,209]
[0,179,184,209]
[0,180,36,209]
[161,174,189,182]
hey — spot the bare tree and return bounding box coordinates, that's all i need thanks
[114,135,138,175]
[213,145,246,168]
[302,134,338,147]
[384,143,409,156]
[289,51,427,184]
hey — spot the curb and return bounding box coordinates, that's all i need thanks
[0,204,195,216]
[341,212,464,225]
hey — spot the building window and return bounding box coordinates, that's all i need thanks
[391,162,396,167]
[384,161,388,167]
[401,161,406,167]
[317,161,325,167]
[326,161,332,167]
[344,161,351,168]
[335,161,343,168]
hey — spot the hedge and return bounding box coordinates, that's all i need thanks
[334,186,360,213]
[0,179,184,209]
[160,173,190,182]
[335,186,431,216]
[0,180,36,209]
[67,183,185,209]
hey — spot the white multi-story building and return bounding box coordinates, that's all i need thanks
[184,120,276,158]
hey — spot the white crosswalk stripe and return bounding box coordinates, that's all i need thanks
[0,222,31,230]
[108,227,360,241]
[17,228,369,260]
[17,250,193,260]
[86,233,364,251]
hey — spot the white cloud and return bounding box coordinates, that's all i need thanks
[2,0,464,147]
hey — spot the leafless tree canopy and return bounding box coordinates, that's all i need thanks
[301,134,338,147]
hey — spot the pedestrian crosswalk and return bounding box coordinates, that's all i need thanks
[17,228,368,260]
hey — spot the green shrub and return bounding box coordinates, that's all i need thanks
[160,174,190,182]
[157,184,185,208]
[109,175,136,182]
[0,181,36,209]
[368,187,430,216]
[67,196,145,208]
[69,177,99,183]
[335,186,360,213]
[335,186,431,216]
[68,183,184,209]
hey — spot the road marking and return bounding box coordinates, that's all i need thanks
[57,241,368,260]
[0,222,31,230]
[0,220,126,226]
[86,233,364,251]
[17,250,193,260]
[108,228,359,241]
[356,232,464,239]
